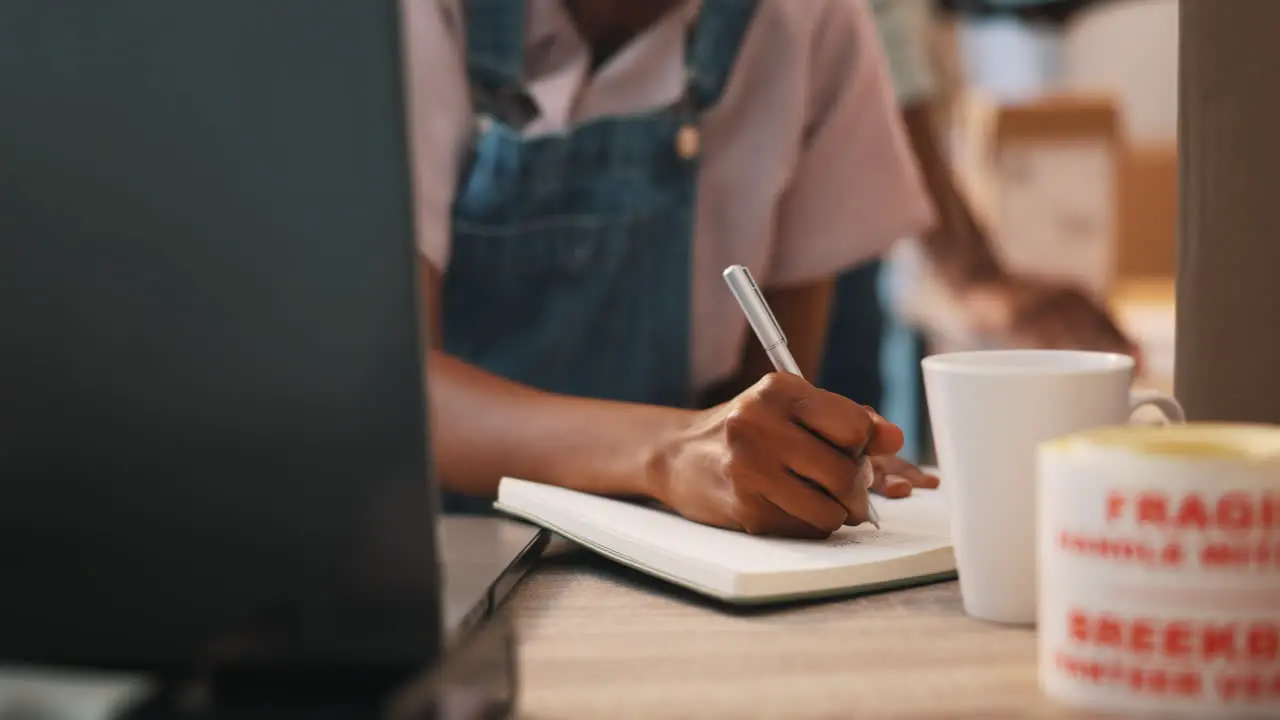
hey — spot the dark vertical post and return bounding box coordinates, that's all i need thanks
[1175,0,1280,422]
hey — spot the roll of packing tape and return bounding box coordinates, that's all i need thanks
[1037,423,1280,717]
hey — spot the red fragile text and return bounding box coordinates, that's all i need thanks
[1106,491,1280,533]
[1216,672,1280,702]
[1058,530,1280,570]
[1068,609,1280,664]
[1054,652,1202,698]
[1055,652,1280,703]
[1201,540,1280,570]
[1058,530,1184,567]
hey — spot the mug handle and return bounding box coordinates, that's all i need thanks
[1129,388,1186,424]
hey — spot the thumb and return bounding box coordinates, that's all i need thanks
[842,460,875,526]
[862,406,904,456]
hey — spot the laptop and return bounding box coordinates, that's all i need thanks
[0,1,546,715]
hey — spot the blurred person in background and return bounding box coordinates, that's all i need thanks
[402,0,943,538]
[821,0,1137,463]
[939,0,1108,100]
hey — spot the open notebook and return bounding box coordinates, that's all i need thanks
[494,475,956,605]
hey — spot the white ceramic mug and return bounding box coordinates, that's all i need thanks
[922,349,1184,624]
[1038,423,1280,717]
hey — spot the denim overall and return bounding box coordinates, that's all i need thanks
[441,0,759,514]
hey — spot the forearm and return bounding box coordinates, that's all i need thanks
[420,257,689,499]
[901,102,1006,289]
[427,351,687,500]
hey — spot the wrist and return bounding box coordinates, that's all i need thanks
[530,400,694,504]
[635,407,697,507]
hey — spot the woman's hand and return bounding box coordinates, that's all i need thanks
[650,373,904,539]
[961,276,1142,367]
[868,455,940,498]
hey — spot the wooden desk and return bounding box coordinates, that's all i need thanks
[507,548,1105,719]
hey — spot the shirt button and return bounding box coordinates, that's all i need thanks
[676,124,700,160]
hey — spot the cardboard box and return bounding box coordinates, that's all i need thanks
[1115,141,1177,278]
[992,94,1121,299]
[991,96,1179,287]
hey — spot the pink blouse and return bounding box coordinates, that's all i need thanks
[400,0,936,389]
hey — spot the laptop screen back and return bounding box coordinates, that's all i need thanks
[0,1,442,676]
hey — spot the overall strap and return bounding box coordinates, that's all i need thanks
[685,0,760,112]
[461,0,526,92]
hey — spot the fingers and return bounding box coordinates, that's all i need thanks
[742,502,840,539]
[844,460,874,524]
[1012,288,1078,349]
[721,409,864,532]
[972,277,1135,355]
[721,374,895,535]
[757,477,850,536]
[719,374,944,537]
[748,372,904,456]
[879,473,915,499]
[772,417,860,496]
[870,455,941,498]
[744,372,903,502]
[760,373,872,452]
[1014,288,1135,354]
[718,451,850,537]
[862,405,905,457]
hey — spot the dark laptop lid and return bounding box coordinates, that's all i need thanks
[0,1,442,678]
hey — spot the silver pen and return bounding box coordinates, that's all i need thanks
[722,265,881,530]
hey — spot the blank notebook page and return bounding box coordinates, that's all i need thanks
[496,479,951,575]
